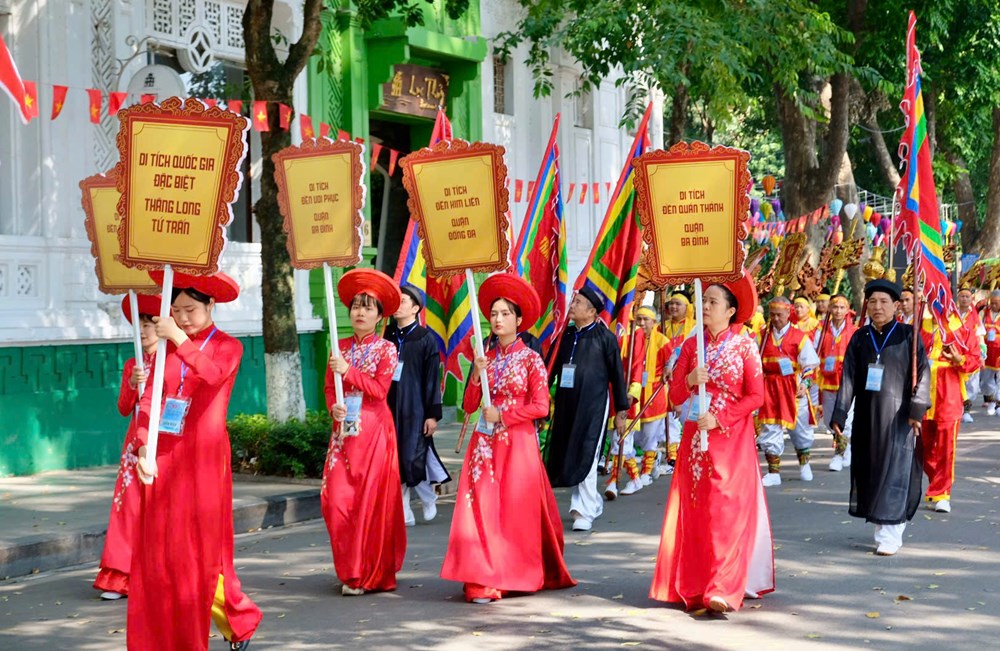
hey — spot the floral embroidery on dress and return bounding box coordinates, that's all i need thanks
[112,440,138,512]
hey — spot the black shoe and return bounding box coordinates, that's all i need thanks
[230,640,251,651]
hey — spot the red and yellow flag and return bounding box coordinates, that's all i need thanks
[86,89,102,124]
[22,80,38,120]
[252,101,268,131]
[51,85,68,120]
[0,35,30,124]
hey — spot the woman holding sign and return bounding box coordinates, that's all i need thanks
[129,271,261,651]
[441,274,576,603]
[649,272,774,613]
[93,293,159,600]
[322,269,407,596]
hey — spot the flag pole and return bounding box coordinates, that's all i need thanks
[128,289,146,401]
[466,269,492,407]
[323,262,345,409]
[694,278,709,452]
[140,264,173,484]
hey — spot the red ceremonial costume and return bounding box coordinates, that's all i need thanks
[758,325,809,429]
[650,274,774,611]
[920,318,980,503]
[632,329,672,423]
[321,269,406,593]
[816,319,858,395]
[128,274,261,650]
[982,308,1000,371]
[442,273,575,601]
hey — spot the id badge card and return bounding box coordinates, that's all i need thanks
[824,356,836,373]
[560,364,576,389]
[392,361,404,382]
[778,357,795,376]
[989,329,996,343]
[343,392,363,437]
[160,396,191,436]
[686,393,713,422]
[475,413,494,436]
[642,371,649,388]
[865,364,884,392]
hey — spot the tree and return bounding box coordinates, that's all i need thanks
[243,1,326,422]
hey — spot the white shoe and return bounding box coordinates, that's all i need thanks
[402,499,416,527]
[935,499,952,513]
[875,543,900,556]
[651,464,664,479]
[762,473,782,487]
[604,481,618,501]
[341,584,365,596]
[842,446,852,468]
[828,455,844,472]
[471,597,494,604]
[422,501,437,522]
[962,412,974,423]
[799,463,813,482]
[707,596,732,612]
[100,591,125,600]
[988,403,997,416]
[640,474,653,486]
[572,516,592,531]
[620,478,643,495]
[744,589,760,600]
[661,464,675,475]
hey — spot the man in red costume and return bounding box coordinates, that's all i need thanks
[604,318,645,498]
[920,312,981,513]
[816,294,858,472]
[956,287,986,423]
[631,305,673,485]
[979,290,1000,415]
[757,296,820,487]
[662,292,695,469]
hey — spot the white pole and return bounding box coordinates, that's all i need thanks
[465,268,492,407]
[323,262,345,408]
[694,278,708,452]
[141,264,173,484]
[128,289,146,401]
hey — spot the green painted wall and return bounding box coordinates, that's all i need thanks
[0,332,323,477]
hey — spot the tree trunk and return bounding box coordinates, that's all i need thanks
[973,108,1000,257]
[859,90,901,189]
[667,67,690,146]
[942,149,979,251]
[244,0,324,422]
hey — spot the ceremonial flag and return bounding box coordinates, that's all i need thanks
[393,108,474,383]
[51,85,68,119]
[0,35,30,124]
[893,12,963,344]
[299,113,314,139]
[279,104,292,130]
[514,114,567,356]
[575,103,652,336]
[252,101,268,131]
[23,81,38,120]
[86,89,101,124]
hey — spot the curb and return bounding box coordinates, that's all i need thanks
[0,489,321,580]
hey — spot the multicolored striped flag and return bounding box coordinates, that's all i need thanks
[514,114,567,357]
[893,12,963,344]
[393,109,474,382]
[575,103,652,336]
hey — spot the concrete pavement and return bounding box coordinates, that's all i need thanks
[3,416,1000,648]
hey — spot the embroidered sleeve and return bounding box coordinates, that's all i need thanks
[668,338,696,408]
[712,337,764,436]
[344,340,397,401]
[117,359,138,417]
[500,350,550,427]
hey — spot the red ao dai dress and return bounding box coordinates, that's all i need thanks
[649,325,775,611]
[322,334,407,592]
[441,339,576,601]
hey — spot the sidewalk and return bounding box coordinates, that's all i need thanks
[0,413,466,580]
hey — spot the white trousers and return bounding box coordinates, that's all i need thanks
[874,522,906,549]
[667,412,682,445]
[821,390,853,440]
[965,371,981,403]
[636,419,665,451]
[982,369,1000,402]
[606,428,637,460]
[759,397,814,457]
[570,404,608,523]
[402,481,436,507]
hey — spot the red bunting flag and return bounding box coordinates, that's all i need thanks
[319,122,330,138]
[23,81,38,120]
[592,182,599,204]
[354,136,364,145]
[140,93,155,104]
[337,128,350,141]
[579,183,588,205]
[0,34,31,124]
[227,99,242,114]
[515,179,524,202]
[108,92,127,116]
[203,98,218,108]
[527,181,535,199]
[605,181,611,198]
[279,103,292,130]
[388,148,399,176]
[299,113,314,139]
[252,100,268,131]
[371,143,383,169]
[51,85,68,119]
[86,89,102,124]
[567,183,576,202]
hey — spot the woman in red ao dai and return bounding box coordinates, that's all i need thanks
[441,273,576,603]
[322,269,407,596]
[649,273,775,613]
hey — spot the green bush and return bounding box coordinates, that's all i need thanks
[229,409,333,478]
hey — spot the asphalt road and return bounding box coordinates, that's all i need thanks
[3,425,1000,650]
